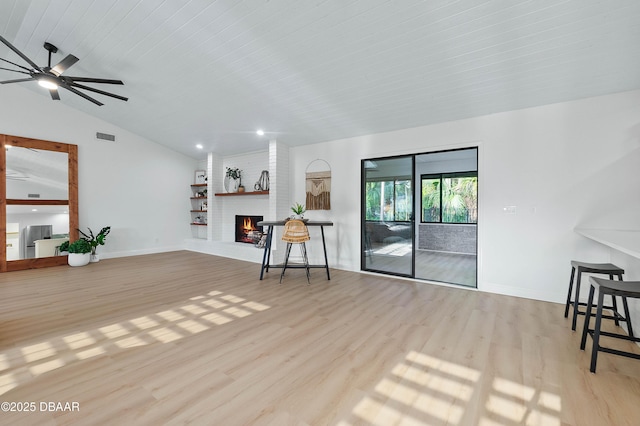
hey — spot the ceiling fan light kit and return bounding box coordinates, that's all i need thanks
[0,35,127,106]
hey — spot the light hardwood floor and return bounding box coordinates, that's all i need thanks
[1,251,639,425]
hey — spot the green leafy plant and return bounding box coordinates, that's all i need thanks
[58,240,70,253]
[291,202,306,215]
[226,167,242,180]
[67,239,92,254]
[78,226,111,255]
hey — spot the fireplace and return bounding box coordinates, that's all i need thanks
[235,215,264,244]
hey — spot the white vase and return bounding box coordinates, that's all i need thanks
[225,176,240,193]
[68,253,90,267]
[90,254,100,263]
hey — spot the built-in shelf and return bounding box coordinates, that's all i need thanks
[214,190,269,197]
[190,179,208,230]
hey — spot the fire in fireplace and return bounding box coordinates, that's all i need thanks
[235,215,264,244]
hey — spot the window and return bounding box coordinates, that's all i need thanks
[421,172,477,224]
[365,178,412,222]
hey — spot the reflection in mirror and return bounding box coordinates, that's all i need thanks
[6,146,68,200]
[5,204,70,260]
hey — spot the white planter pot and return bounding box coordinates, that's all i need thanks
[224,176,240,192]
[68,253,90,267]
[90,254,100,263]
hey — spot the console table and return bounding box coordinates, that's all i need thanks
[257,220,333,280]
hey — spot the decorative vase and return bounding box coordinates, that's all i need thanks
[68,253,90,267]
[90,253,100,263]
[224,176,240,193]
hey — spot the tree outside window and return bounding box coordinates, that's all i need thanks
[421,173,477,224]
[365,179,412,222]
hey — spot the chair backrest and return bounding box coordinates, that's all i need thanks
[282,219,310,243]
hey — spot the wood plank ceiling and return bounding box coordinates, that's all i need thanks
[1,0,640,158]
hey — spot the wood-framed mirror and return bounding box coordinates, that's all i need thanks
[0,134,79,272]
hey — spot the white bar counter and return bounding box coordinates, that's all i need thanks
[574,228,640,259]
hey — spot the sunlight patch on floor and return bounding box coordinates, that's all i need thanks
[373,242,412,257]
[347,351,562,425]
[486,377,562,426]
[63,332,97,349]
[0,290,271,396]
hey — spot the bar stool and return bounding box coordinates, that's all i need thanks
[565,261,625,331]
[580,277,640,373]
[280,219,311,284]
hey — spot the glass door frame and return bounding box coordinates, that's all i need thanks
[361,153,416,278]
[361,147,478,287]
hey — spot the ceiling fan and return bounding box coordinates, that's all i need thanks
[0,35,127,106]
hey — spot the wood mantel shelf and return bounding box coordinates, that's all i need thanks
[214,191,269,197]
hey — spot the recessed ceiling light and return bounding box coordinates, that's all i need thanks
[256,129,265,136]
[32,208,38,212]
[196,144,203,149]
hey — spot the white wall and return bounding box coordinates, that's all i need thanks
[1,85,197,258]
[290,89,640,304]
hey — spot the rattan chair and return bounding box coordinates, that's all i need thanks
[280,219,311,284]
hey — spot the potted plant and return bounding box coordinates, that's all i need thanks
[67,239,92,267]
[225,167,242,192]
[291,202,306,219]
[58,240,69,254]
[78,226,111,263]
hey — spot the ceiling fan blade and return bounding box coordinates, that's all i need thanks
[0,35,41,71]
[49,88,60,100]
[69,82,128,101]
[0,57,33,72]
[0,77,35,84]
[60,83,103,106]
[0,66,30,74]
[50,54,79,76]
[64,76,124,85]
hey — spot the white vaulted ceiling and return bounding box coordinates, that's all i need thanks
[1,0,640,159]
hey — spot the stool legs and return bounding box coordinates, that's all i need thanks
[279,242,311,284]
[300,242,310,284]
[571,268,583,331]
[279,243,293,283]
[567,268,625,332]
[580,284,605,372]
[622,296,634,338]
[564,267,576,318]
[590,291,607,373]
[580,285,595,351]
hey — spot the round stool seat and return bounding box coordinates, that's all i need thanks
[570,261,624,274]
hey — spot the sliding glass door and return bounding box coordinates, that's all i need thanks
[361,155,414,277]
[362,148,478,287]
